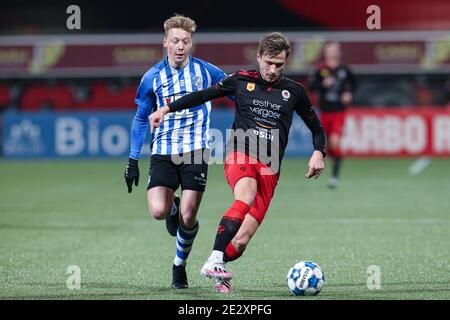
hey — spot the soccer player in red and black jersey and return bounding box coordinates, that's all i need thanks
[150,32,326,293]
[309,42,355,188]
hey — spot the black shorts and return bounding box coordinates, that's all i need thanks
[147,148,209,192]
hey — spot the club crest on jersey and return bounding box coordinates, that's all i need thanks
[193,76,202,89]
[247,82,255,92]
[282,90,290,100]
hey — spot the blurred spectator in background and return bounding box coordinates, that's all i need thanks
[309,42,355,188]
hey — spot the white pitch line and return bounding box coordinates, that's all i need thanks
[330,218,446,225]
[278,217,449,224]
[409,157,431,176]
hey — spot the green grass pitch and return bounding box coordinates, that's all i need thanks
[0,158,449,300]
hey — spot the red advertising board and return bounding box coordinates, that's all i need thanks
[341,108,450,156]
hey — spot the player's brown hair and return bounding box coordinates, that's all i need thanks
[258,32,290,59]
[163,14,197,35]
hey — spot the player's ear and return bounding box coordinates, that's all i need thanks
[256,53,262,63]
[163,36,168,48]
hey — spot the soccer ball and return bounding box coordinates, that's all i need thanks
[286,261,325,296]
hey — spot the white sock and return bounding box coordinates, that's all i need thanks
[209,250,224,263]
[173,221,199,267]
[174,256,185,267]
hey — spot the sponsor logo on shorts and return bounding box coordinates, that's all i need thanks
[194,174,207,186]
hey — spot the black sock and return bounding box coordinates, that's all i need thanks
[213,217,242,253]
[332,156,342,178]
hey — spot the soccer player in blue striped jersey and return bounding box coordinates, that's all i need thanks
[124,14,228,289]
[150,32,326,293]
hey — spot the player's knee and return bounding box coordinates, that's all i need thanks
[179,210,197,228]
[234,180,257,205]
[148,203,170,220]
[236,197,254,208]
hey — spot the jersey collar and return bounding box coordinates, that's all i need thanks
[257,71,284,85]
[165,55,192,70]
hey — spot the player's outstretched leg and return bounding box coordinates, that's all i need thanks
[208,243,242,293]
[166,195,180,236]
[200,199,250,281]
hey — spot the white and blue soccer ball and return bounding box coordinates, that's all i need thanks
[286,261,325,296]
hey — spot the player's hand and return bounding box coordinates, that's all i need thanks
[124,158,139,193]
[341,91,352,105]
[322,76,335,88]
[305,150,324,180]
[149,106,170,134]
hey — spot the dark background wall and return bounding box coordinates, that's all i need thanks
[2,0,450,35]
[0,0,320,34]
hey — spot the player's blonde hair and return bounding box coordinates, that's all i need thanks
[258,32,291,59]
[164,14,197,35]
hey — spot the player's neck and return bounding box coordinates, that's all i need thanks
[260,72,282,84]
